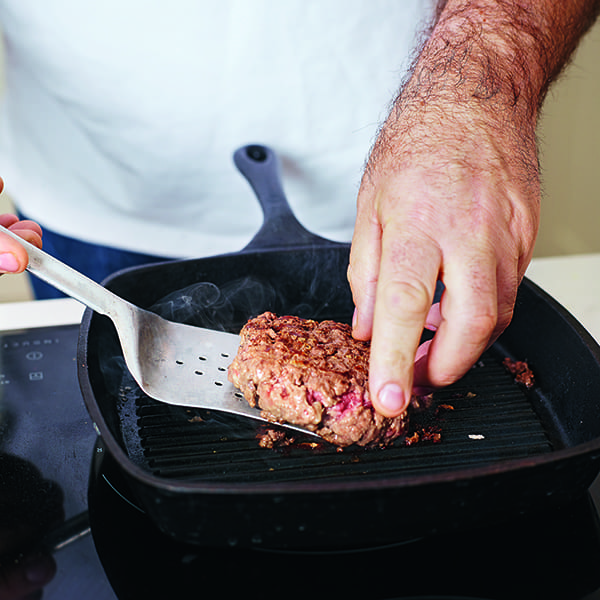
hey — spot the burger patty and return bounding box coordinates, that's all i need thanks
[228,311,411,447]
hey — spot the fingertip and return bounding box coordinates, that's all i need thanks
[0,212,19,228]
[0,251,21,273]
[373,382,410,418]
[10,222,43,249]
[412,339,432,387]
[424,302,442,331]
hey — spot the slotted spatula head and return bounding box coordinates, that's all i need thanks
[121,307,259,418]
[0,224,319,438]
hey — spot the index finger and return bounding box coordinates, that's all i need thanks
[369,224,441,417]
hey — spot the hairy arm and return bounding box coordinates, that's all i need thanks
[349,0,600,416]
[420,0,599,111]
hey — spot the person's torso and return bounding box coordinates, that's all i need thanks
[0,0,433,256]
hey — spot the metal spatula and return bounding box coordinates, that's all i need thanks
[0,225,317,437]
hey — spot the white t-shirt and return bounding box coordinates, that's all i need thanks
[0,0,433,257]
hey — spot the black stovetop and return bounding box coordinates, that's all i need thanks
[0,323,115,599]
[3,323,600,600]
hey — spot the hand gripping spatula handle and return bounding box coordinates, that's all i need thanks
[0,225,317,437]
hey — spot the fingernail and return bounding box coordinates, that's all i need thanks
[378,383,408,414]
[24,554,55,585]
[352,308,358,330]
[0,252,19,273]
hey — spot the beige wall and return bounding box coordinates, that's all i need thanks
[536,20,600,257]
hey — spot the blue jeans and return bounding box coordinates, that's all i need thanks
[19,214,172,299]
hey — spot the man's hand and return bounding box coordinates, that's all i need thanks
[348,0,600,417]
[0,213,42,275]
[349,104,538,416]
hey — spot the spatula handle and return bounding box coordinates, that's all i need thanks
[0,224,128,317]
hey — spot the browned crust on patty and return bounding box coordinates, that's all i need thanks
[228,312,410,447]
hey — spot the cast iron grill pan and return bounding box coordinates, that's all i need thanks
[81,265,600,549]
[79,145,600,549]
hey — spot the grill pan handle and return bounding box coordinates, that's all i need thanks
[233,144,342,251]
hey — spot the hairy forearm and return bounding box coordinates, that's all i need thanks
[420,0,600,118]
[368,0,600,186]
